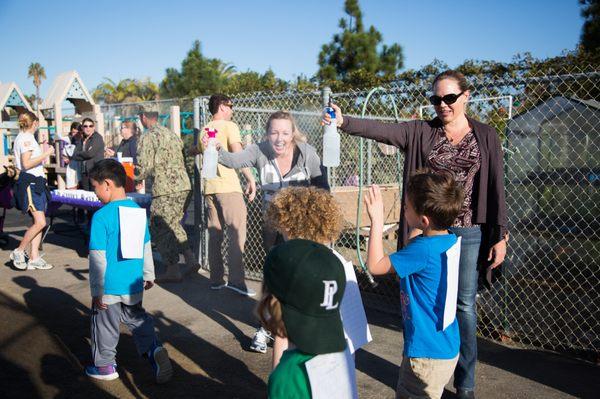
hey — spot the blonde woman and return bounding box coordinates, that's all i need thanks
[216,111,329,250]
[11,111,55,270]
[213,111,329,353]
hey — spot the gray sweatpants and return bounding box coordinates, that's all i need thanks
[90,301,157,367]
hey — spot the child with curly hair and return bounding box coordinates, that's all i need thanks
[258,186,370,398]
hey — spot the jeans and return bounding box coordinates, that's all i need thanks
[448,226,482,391]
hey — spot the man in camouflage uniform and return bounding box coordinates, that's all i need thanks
[135,103,195,282]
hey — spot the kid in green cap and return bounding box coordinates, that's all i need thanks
[258,186,368,398]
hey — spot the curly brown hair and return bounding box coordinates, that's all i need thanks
[265,186,343,244]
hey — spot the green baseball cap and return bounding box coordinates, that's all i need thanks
[264,239,346,355]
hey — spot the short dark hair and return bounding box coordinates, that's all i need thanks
[406,168,464,230]
[142,111,159,120]
[88,159,126,188]
[208,94,232,115]
[81,117,95,126]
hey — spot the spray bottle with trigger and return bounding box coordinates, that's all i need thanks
[322,96,340,167]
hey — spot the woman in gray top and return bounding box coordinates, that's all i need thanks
[216,111,328,355]
[218,111,328,250]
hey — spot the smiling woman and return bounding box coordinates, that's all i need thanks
[215,110,330,357]
[217,111,329,250]
[325,69,508,399]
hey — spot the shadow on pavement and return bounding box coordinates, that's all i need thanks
[8,275,266,398]
[357,306,599,399]
[0,289,114,399]
[159,272,259,351]
[477,338,599,399]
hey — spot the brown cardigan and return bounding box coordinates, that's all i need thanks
[340,116,508,272]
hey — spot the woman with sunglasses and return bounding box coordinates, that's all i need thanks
[71,117,105,191]
[324,69,507,399]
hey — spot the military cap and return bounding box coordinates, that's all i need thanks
[138,103,161,114]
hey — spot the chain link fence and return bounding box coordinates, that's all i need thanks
[102,68,600,359]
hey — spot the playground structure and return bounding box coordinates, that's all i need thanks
[39,71,103,189]
[1,68,193,190]
[0,81,35,173]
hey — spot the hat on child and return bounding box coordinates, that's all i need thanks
[264,239,346,355]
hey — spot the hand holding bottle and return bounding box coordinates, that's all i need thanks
[322,103,344,127]
[322,100,341,167]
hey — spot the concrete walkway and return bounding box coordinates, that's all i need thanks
[0,209,597,398]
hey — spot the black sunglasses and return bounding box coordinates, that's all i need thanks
[82,124,94,128]
[429,91,464,106]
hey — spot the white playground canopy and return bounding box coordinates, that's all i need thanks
[41,70,95,114]
[0,81,33,116]
[0,81,35,166]
[40,70,102,137]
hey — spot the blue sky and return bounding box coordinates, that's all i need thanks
[0,0,584,97]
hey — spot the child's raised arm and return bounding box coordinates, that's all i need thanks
[364,185,393,275]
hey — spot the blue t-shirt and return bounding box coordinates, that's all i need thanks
[89,199,150,296]
[389,234,460,359]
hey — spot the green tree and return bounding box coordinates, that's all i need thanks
[225,71,263,94]
[317,0,404,89]
[580,0,600,52]
[160,40,237,98]
[290,74,318,92]
[27,62,46,111]
[92,78,159,104]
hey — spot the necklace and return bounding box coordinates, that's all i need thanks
[444,126,471,144]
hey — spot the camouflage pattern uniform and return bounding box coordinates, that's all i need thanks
[135,122,191,267]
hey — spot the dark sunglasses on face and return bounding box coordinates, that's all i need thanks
[83,124,94,128]
[429,91,464,106]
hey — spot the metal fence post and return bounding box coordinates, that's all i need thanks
[192,97,207,268]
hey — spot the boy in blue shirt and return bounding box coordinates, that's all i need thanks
[84,159,172,384]
[364,169,464,399]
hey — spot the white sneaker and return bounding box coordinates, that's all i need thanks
[10,249,27,270]
[249,327,273,354]
[27,256,54,270]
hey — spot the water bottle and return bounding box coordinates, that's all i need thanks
[322,103,340,167]
[201,128,218,179]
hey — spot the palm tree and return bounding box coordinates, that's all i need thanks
[92,77,159,104]
[215,61,237,80]
[27,62,46,111]
[92,77,117,104]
